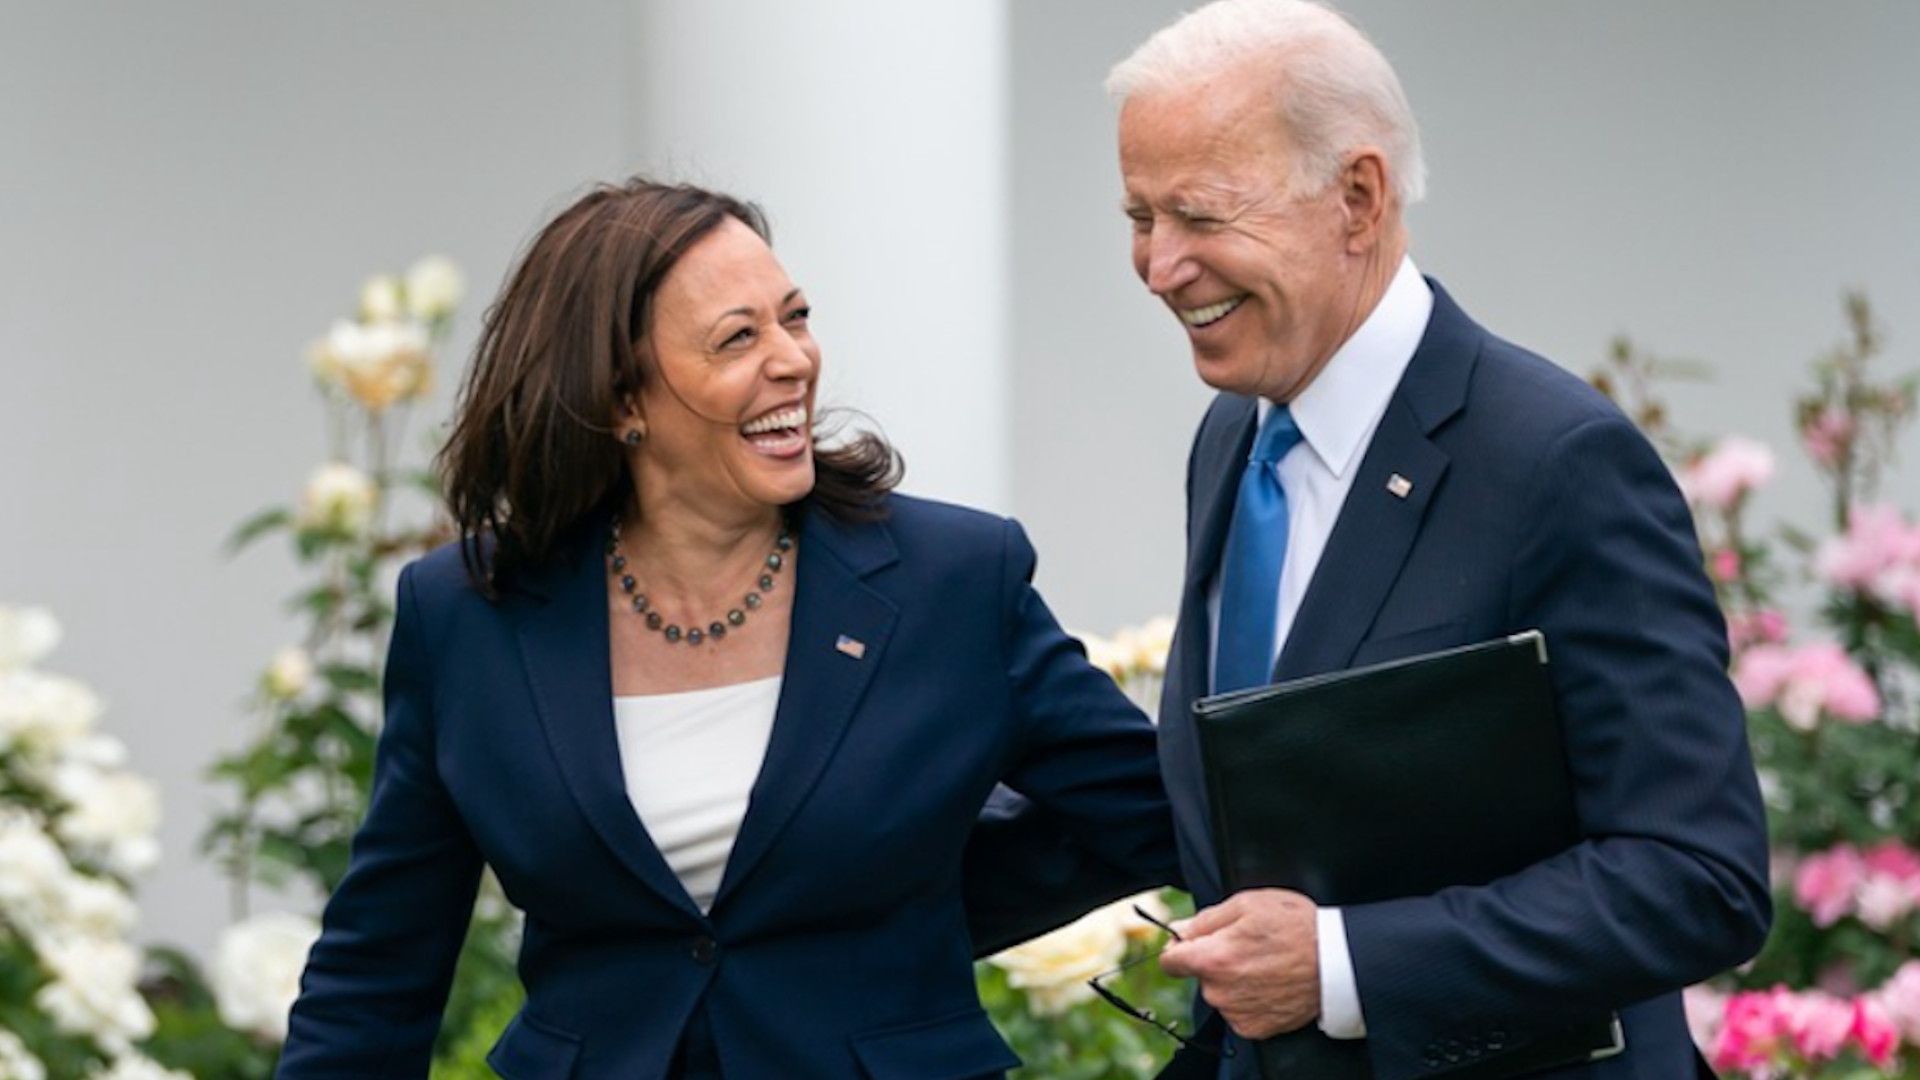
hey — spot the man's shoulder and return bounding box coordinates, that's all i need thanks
[1460,331,1629,451]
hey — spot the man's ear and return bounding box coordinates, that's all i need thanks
[1341,149,1391,255]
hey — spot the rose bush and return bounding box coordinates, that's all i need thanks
[1599,294,1920,1077]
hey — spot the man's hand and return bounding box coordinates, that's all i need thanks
[1157,888,1320,1040]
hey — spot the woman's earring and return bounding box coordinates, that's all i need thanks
[624,427,644,447]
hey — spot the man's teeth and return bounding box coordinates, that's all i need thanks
[1180,297,1245,327]
[741,407,807,436]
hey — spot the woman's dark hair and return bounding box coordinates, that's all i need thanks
[437,177,902,597]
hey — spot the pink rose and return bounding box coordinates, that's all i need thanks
[1733,645,1796,710]
[1794,846,1865,928]
[1855,874,1917,931]
[1817,504,1920,590]
[1681,436,1776,511]
[1727,609,1789,653]
[1801,406,1854,468]
[1713,989,1790,1071]
[1782,990,1855,1062]
[1861,840,1920,883]
[1736,643,1880,729]
[1851,996,1902,1068]
[1877,962,1920,1044]
[1710,548,1743,583]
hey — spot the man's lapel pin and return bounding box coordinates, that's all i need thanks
[835,635,867,660]
[1386,473,1414,499]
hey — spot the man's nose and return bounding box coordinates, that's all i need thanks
[1143,227,1199,296]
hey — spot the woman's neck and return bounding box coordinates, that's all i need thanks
[618,486,784,602]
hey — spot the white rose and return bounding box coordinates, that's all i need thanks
[987,904,1129,1016]
[1117,889,1175,945]
[358,273,404,323]
[0,810,73,922]
[297,463,377,536]
[404,254,465,322]
[51,764,163,876]
[65,733,130,769]
[0,606,60,673]
[305,319,432,413]
[1131,616,1176,677]
[93,1054,193,1080]
[1073,631,1127,683]
[0,671,103,755]
[34,936,156,1051]
[214,911,322,1042]
[265,646,314,700]
[54,872,140,941]
[0,1029,46,1080]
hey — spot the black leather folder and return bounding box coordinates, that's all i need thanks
[1189,631,1623,1079]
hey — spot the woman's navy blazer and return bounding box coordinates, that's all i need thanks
[277,494,1176,1079]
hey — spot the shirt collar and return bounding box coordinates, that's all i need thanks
[1258,255,1433,479]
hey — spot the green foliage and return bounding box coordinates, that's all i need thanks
[142,946,277,1080]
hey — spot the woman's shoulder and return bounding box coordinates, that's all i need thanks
[866,493,1020,556]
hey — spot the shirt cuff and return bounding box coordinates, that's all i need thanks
[1316,906,1367,1039]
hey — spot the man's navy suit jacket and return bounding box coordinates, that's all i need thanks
[1159,282,1772,1079]
[276,494,1176,1079]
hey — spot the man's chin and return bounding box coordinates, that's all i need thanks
[1192,353,1265,398]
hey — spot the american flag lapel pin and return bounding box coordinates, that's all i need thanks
[1386,473,1414,499]
[835,635,867,660]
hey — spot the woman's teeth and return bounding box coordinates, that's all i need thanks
[1180,296,1245,327]
[741,406,807,436]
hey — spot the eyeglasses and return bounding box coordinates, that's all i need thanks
[1085,905,1235,1059]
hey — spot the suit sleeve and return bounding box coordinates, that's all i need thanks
[1342,415,1772,1079]
[962,518,1181,955]
[278,563,484,1078]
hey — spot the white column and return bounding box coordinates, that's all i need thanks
[625,1,1011,512]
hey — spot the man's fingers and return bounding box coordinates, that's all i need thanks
[1183,896,1243,938]
[1157,936,1228,980]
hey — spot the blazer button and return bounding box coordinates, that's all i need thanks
[690,936,718,965]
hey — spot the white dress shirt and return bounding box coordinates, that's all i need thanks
[612,676,782,913]
[1205,254,1434,1039]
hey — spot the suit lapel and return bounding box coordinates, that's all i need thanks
[712,507,900,909]
[512,517,705,920]
[1275,396,1447,679]
[1276,279,1480,680]
[1159,396,1257,903]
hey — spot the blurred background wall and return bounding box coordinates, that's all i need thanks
[2,0,1915,958]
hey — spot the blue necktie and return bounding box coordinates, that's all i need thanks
[1215,406,1302,693]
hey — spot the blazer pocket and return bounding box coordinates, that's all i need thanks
[1351,618,1467,668]
[850,1006,1022,1080]
[486,1009,582,1080]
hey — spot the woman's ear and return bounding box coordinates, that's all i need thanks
[618,394,647,446]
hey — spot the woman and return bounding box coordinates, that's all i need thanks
[276,179,1176,1079]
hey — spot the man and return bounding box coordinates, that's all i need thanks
[1111,2,1772,1077]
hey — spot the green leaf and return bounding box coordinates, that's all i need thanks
[320,663,381,694]
[225,507,294,555]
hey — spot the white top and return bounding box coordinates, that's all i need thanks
[612,676,782,913]
[1204,254,1435,1040]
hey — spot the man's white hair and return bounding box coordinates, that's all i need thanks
[1106,0,1427,207]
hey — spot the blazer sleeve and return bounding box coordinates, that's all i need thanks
[278,563,484,1078]
[963,518,1181,954]
[1342,415,1772,1079]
